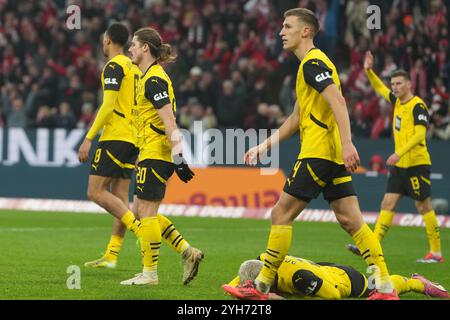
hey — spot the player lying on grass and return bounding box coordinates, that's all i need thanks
[223,255,449,300]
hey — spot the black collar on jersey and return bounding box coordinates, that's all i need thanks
[399,95,416,105]
[141,60,158,79]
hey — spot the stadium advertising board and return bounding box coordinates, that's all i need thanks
[164,167,286,208]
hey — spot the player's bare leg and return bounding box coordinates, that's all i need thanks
[346,193,401,256]
[415,197,443,263]
[85,178,130,268]
[86,175,141,236]
[332,196,398,299]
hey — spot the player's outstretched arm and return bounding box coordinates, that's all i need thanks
[78,90,119,162]
[157,104,195,183]
[322,84,360,173]
[244,101,299,166]
[364,51,394,103]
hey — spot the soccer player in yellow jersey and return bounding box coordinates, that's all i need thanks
[120,27,198,285]
[223,256,449,300]
[346,51,443,263]
[229,8,398,300]
[78,24,203,284]
[77,23,143,257]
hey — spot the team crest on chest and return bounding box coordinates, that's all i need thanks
[395,115,401,131]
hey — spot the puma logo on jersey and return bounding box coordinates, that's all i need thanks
[153,91,169,101]
[315,72,332,82]
[109,64,116,69]
[137,186,144,193]
[91,164,99,171]
[151,79,158,83]
[311,61,320,66]
[105,78,118,85]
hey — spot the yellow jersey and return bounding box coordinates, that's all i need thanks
[273,256,367,299]
[296,48,343,164]
[98,54,141,145]
[367,69,431,168]
[227,255,368,299]
[134,61,176,163]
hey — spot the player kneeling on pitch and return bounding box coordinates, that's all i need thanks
[223,256,449,300]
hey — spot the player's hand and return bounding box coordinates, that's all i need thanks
[78,138,92,163]
[342,141,360,173]
[244,145,265,166]
[364,51,374,70]
[386,153,400,166]
[173,154,195,183]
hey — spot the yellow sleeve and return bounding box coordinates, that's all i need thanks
[396,125,427,157]
[86,90,119,140]
[366,68,394,103]
[315,279,342,299]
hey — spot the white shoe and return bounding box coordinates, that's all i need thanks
[182,246,204,285]
[120,272,158,285]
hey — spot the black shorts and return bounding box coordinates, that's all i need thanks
[89,141,139,179]
[386,165,431,201]
[317,262,368,298]
[135,159,174,201]
[283,158,356,203]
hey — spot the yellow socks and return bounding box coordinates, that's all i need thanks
[422,210,441,254]
[374,210,395,241]
[120,210,141,237]
[390,275,424,295]
[255,225,292,292]
[103,235,123,262]
[140,216,161,272]
[158,214,189,254]
[352,224,393,293]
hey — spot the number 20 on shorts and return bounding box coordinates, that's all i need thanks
[137,167,147,184]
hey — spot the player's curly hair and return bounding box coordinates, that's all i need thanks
[238,260,264,284]
[134,27,176,63]
[106,23,129,47]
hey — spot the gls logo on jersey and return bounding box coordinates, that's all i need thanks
[154,91,169,101]
[305,280,318,295]
[315,72,332,83]
[418,114,428,122]
[104,78,118,85]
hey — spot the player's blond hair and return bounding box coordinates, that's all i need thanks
[134,27,176,63]
[238,260,264,283]
[284,8,320,38]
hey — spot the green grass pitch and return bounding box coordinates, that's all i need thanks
[0,210,448,300]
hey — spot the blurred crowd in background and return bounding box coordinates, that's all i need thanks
[1,0,450,147]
